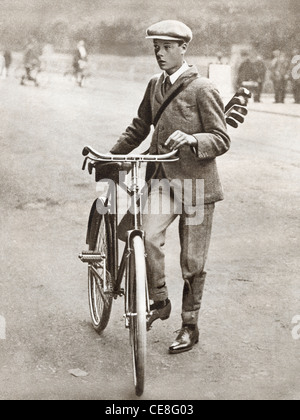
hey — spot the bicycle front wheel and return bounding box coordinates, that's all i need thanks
[128,235,147,397]
[36,71,50,87]
[14,66,25,81]
[88,211,113,334]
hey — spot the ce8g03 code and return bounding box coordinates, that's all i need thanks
[148,405,194,415]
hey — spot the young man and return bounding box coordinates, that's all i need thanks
[110,20,230,354]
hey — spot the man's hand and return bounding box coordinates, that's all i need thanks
[165,130,197,151]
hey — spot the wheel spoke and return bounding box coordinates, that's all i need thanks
[88,213,113,333]
[128,236,147,396]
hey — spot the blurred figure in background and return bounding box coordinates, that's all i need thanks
[72,40,88,87]
[4,50,12,78]
[290,49,300,104]
[21,38,42,86]
[213,51,228,65]
[236,51,258,98]
[253,55,267,102]
[207,51,231,97]
[0,50,5,79]
[0,49,12,79]
[270,50,290,103]
[207,51,228,77]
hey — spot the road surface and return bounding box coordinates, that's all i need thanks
[0,75,299,400]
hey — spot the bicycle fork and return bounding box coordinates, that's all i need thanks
[123,233,151,329]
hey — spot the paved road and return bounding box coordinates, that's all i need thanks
[0,77,299,400]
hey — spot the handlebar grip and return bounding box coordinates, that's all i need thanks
[82,147,90,156]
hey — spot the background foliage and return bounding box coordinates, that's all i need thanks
[0,0,299,57]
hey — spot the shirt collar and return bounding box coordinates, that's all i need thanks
[163,61,189,85]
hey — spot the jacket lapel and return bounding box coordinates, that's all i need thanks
[152,65,199,125]
[152,66,199,120]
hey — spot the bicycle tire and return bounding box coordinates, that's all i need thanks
[88,211,113,333]
[14,66,25,81]
[128,235,147,397]
[36,71,50,87]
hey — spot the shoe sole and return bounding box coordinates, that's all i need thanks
[147,314,170,331]
[147,302,171,331]
[168,338,199,355]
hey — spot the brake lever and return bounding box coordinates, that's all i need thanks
[82,157,89,171]
[88,162,94,175]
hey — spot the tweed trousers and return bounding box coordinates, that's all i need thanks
[118,181,215,325]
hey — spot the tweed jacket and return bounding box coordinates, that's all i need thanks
[110,65,230,205]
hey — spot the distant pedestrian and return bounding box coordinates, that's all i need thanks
[21,38,41,86]
[236,51,258,97]
[3,50,12,77]
[270,51,290,103]
[213,51,228,65]
[207,51,229,78]
[253,55,267,102]
[0,51,5,79]
[290,49,300,104]
[72,40,88,87]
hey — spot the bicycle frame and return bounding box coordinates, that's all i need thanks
[79,149,179,300]
[100,160,150,327]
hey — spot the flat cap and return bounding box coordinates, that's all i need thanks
[146,20,193,43]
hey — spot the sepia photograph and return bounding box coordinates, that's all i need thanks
[0,0,299,402]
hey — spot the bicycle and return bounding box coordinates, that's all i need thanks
[15,62,49,87]
[64,61,91,88]
[78,87,251,397]
[79,147,179,396]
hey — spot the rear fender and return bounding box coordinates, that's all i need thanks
[86,197,107,245]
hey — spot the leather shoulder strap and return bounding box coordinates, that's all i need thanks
[153,74,198,127]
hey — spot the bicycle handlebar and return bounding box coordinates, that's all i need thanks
[82,145,179,162]
[82,87,252,166]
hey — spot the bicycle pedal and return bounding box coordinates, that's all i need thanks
[113,288,124,299]
[78,251,104,263]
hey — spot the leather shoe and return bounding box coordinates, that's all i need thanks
[169,325,199,354]
[147,299,171,331]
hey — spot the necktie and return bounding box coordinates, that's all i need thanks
[162,75,172,96]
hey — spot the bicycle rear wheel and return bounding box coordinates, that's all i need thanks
[88,210,113,333]
[36,70,50,87]
[14,66,25,82]
[128,235,147,397]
